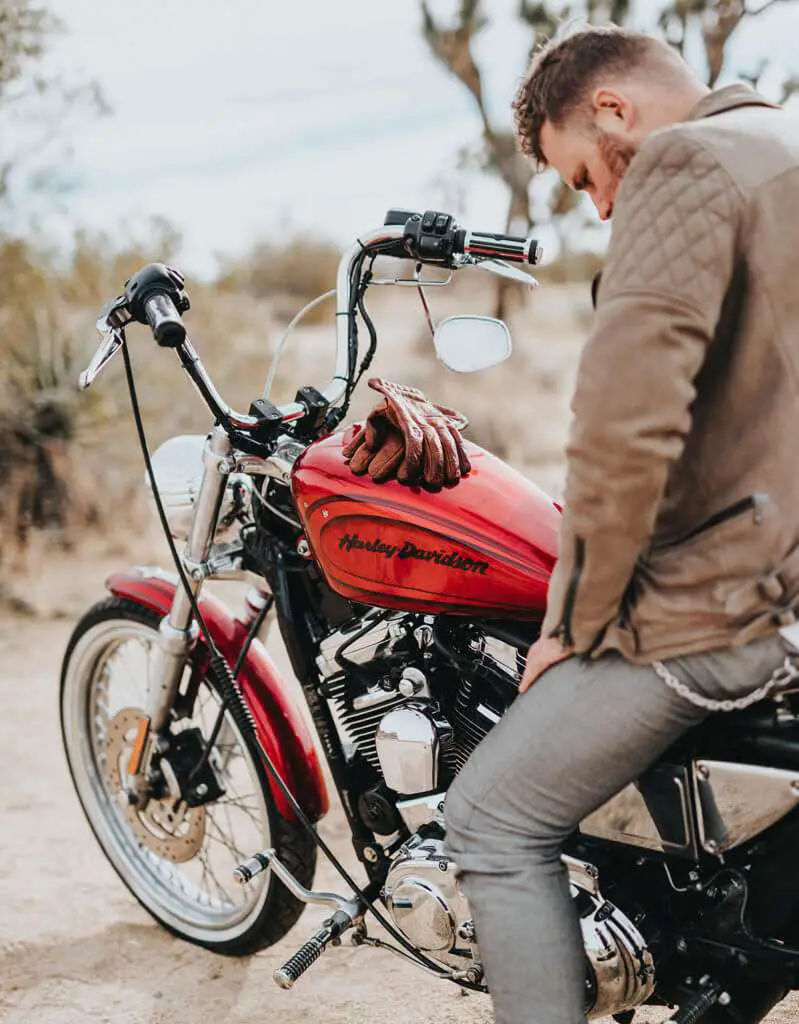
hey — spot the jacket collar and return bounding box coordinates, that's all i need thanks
[685,83,779,122]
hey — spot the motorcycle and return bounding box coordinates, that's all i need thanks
[61,208,799,1023]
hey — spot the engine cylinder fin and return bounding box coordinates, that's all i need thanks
[323,665,409,771]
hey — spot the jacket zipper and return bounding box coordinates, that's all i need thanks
[616,573,642,655]
[555,536,585,648]
[652,493,767,551]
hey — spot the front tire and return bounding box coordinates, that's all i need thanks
[60,596,317,955]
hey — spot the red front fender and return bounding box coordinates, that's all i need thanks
[106,566,329,823]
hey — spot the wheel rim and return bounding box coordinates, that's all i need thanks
[62,616,273,944]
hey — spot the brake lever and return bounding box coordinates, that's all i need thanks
[467,257,539,289]
[79,295,133,391]
[79,327,125,391]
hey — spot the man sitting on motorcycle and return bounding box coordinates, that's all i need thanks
[439,24,799,1024]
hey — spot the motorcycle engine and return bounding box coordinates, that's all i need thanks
[315,612,524,785]
[315,611,657,1015]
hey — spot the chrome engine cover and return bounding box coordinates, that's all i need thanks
[382,833,474,970]
[383,834,655,1018]
[575,875,656,1019]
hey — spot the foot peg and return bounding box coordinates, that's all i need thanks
[234,847,364,989]
[666,980,727,1024]
[233,850,271,885]
[274,909,356,989]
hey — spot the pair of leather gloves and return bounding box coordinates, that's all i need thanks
[342,377,471,487]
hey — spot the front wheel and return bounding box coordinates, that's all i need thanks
[60,597,316,955]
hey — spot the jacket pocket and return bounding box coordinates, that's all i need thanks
[639,493,780,625]
[651,493,769,553]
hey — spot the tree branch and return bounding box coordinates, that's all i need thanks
[745,0,793,16]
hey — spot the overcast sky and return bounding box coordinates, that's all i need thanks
[18,0,799,276]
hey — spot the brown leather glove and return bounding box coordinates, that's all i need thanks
[342,377,471,487]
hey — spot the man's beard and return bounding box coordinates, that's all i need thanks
[596,130,639,186]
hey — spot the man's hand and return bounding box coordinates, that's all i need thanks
[519,636,572,694]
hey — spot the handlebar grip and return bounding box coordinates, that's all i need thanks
[454,228,543,266]
[144,293,186,348]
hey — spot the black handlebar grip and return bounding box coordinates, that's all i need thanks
[454,228,543,265]
[124,263,190,346]
[144,293,186,348]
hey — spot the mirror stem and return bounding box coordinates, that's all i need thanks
[415,262,436,338]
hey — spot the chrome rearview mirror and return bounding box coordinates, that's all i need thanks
[433,315,512,373]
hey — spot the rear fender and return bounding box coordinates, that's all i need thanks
[106,566,329,823]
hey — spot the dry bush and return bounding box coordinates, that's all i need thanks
[0,220,332,592]
[0,287,98,589]
[0,222,187,586]
[216,236,342,324]
[61,217,184,307]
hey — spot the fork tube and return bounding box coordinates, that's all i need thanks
[146,425,232,731]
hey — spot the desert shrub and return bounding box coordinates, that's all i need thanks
[215,236,342,323]
[0,269,97,566]
[0,223,186,574]
[61,217,184,307]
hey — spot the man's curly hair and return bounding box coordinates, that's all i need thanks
[512,26,672,168]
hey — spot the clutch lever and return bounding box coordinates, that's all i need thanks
[469,257,539,289]
[79,295,132,391]
[79,327,125,390]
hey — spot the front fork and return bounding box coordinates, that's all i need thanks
[132,426,234,792]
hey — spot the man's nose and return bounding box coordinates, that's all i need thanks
[594,195,613,221]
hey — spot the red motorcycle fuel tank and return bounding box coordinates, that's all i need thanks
[291,429,561,619]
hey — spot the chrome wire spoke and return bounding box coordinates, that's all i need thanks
[195,688,213,721]
[203,816,249,868]
[118,641,147,702]
[197,847,236,907]
[214,741,238,755]
[216,791,259,806]
[219,771,258,804]
[219,800,262,832]
[204,817,245,861]
[220,798,241,845]
[214,798,263,828]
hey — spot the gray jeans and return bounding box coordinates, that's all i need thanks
[445,634,789,1024]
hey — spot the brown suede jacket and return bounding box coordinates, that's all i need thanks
[541,85,799,664]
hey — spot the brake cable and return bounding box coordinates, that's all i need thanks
[339,240,398,419]
[352,255,379,389]
[187,593,273,785]
[120,335,477,986]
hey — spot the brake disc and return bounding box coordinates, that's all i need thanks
[105,707,206,863]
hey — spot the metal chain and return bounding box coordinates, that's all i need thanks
[652,655,799,712]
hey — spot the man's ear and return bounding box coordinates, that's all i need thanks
[591,87,635,131]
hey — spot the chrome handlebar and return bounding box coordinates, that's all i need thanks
[78,220,539,435]
[79,226,406,424]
